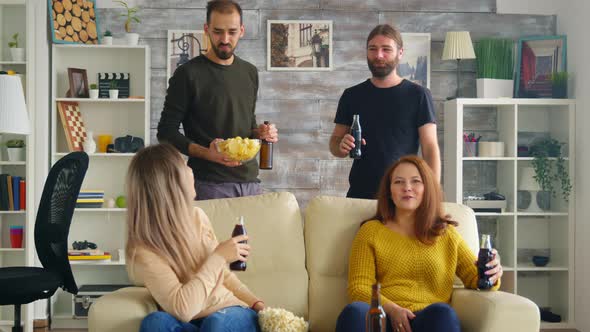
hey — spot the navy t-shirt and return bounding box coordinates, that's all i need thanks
[334,79,436,199]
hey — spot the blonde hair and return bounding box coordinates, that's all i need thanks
[126,143,200,282]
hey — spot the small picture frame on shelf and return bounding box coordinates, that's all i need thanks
[67,68,89,98]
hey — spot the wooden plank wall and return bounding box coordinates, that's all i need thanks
[98,0,555,208]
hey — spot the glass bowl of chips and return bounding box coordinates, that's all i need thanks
[215,137,261,162]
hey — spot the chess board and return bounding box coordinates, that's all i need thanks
[57,101,87,152]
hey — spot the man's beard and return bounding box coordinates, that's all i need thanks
[367,56,399,78]
[211,42,235,60]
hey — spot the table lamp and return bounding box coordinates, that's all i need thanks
[519,167,542,212]
[442,31,476,100]
[0,75,30,134]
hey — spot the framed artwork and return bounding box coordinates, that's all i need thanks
[515,35,567,98]
[57,101,87,152]
[167,30,208,83]
[67,67,89,98]
[267,20,333,71]
[48,0,101,44]
[398,33,431,89]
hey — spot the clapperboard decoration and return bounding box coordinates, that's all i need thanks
[98,72,130,98]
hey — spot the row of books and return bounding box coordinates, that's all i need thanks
[0,173,26,211]
[76,190,104,208]
[68,249,112,261]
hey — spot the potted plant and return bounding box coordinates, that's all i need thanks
[102,30,113,45]
[474,38,514,98]
[114,0,140,46]
[529,138,572,202]
[89,83,99,99]
[8,33,25,62]
[550,72,568,99]
[5,139,25,162]
[109,80,119,99]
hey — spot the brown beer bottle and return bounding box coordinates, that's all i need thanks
[365,283,386,332]
[229,216,247,271]
[259,121,273,170]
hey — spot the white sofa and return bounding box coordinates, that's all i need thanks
[89,192,540,331]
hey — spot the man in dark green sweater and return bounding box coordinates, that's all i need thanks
[157,0,278,200]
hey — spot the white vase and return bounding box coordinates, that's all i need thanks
[83,131,97,153]
[6,147,25,162]
[89,89,99,99]
[126,33,139,46]
[109,89,119,99]
[102,36,113,45]
[476,79,514,98]
[9,48,25,62]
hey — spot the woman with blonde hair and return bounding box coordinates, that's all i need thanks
[126,143,264,332]
[336,155,503,332]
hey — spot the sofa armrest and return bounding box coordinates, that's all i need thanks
[88,287,158,332]
[451,288,540,332]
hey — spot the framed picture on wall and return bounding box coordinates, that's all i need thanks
[515,35,567,98]
[166,30,209,84]
[267,20,333,71]
[48,0,100,44]
[399,33,431,88]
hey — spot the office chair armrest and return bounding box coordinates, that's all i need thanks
[451,288,540,332]
[88,287,157,332]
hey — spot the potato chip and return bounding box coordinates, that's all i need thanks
[216,137,261,162]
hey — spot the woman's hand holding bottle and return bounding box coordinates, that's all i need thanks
[214,235,250,263]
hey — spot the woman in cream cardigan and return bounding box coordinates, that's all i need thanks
[336,155,503,332]
[126,144,264,332]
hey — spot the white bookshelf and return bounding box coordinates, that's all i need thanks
[0,1,35,331]
[444,98,576,329]
[50,44,150,328]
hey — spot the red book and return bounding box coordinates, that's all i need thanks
[19,179,26,210]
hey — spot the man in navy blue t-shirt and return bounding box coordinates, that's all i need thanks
[329,24,440,199]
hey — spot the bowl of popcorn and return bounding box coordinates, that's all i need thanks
[215,137,261,162]
[258,307,309,332]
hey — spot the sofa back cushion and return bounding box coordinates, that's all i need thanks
[304,196,477,332]
[195,192,309,318]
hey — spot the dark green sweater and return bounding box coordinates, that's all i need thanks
[157,55,259,183]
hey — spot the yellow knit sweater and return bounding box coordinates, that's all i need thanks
[348,220,500,312]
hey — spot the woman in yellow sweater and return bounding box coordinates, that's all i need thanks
[336,155,503,332]
[126,144,264,332]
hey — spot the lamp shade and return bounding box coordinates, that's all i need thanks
[519,167,541,191]
[442,31,476,60]
[0,75,30,134]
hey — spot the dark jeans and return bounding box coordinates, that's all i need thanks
[336,302,460,332]
[195,179,263,200]
[139,306,261,332]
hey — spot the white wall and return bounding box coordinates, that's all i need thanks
[498,1,590,331]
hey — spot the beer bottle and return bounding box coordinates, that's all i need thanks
[259,121,273,170]
[350,114,362,159]
[477,234,494,290]
[365,283,386,332]
[229,216,247,271]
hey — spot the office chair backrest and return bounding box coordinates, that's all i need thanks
[34,152,89,295]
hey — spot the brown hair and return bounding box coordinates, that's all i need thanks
[366,24,403,49]
[371,155,457,245]
[206,0,243,24]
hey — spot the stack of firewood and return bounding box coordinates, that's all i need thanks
[51,0,98,44]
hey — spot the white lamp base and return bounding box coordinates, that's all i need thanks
[522,190,542,212]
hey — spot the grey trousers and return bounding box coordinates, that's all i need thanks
[195,179,263,200]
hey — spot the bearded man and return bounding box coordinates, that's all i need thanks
[329,24,440,199]
[157,0,278,200]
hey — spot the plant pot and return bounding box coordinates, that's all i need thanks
[6,147,25,162]
[102,36,113,45]
[89,89,99,99]
[476,79,514,98]
[109,89,119,99]
[125,33,139,46]
[552,84,567,99]
[9,48,25,62]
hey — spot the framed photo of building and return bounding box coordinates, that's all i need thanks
[515,35,567,98]
[399,33,431,88]
[267,20,333,71]
[167,30,208,83]
[67,68,89,98]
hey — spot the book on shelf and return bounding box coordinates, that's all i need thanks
[68,252,111,261]
[68,249,105,256]
[0,173,25,211]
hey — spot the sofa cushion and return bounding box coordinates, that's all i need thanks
[195,192,308,319]
[304,196,478,332]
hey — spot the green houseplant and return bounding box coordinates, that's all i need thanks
[102,30,113,45]
[529,138,572,202]
[5,139,25,162]
[108,80,119,99]
[114,0,140,45]
[474,38,514,98]
[89,83,99,99]
[550,72,568,98]
[7,33,25,62]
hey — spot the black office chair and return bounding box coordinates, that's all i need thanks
[0,152,88,332]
